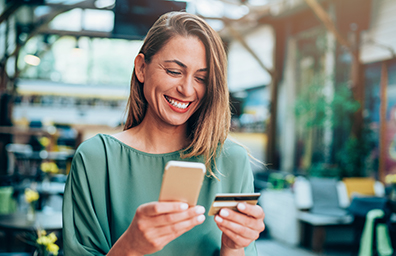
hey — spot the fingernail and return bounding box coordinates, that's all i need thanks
[180,203,189,210]
[195,206,205,214]
[237,203,246,211]
[219,209,229,217]
[197,215,205,222]
[215,215,223,223]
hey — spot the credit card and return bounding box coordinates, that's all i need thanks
[208,193,261,216]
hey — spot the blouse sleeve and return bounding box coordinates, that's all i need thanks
[219,139,255,194]
[220,140,259,256]
[62,138,111,256]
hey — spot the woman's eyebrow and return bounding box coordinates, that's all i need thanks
[164,59,207,72]
[165,59,186,68]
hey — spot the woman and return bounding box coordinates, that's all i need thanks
[62,11,265,256]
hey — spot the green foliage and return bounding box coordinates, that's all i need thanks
[294,76,360,130]
[336,125,376,177]
[294,76,327,128]
[331,86,361,129]
[336,137,361,177]
[293,75,372,178]
[308,163,342,178]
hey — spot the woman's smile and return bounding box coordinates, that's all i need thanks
[164,95,192,113]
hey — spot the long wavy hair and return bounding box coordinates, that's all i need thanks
[124,11,230,178]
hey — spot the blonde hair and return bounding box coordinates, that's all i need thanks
[124,11,230,178]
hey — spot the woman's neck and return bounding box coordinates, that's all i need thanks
[115,118,190,154]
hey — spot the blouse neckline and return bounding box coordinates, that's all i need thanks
[100,133,183,158]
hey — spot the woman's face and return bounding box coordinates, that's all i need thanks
[136,35,207,128]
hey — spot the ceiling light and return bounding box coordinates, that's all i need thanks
[24,54,41,66]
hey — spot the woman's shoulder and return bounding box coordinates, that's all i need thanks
[76,133,105,151]
[221,138,249,157]
[216,138,250,167]
[70,134,123,176]
[74,133,115,159]
[216,138,253,188]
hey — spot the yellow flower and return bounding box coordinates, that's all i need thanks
[22,229,59,256]
[36,231,59,255]
[47,243,59,255]
[25,188,39,203]
[41,162,59,174]
[47,232,57,243]
[37,236,50,245]
[39,137,51,148]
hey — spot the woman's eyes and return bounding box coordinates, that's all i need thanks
[166,69,181,75]
[166,69,207,84]
[196,77,207,84]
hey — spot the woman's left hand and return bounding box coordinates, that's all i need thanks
[214,203,265,253]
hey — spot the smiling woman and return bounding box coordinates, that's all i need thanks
[62,11,265,256]
[123,12,230,176]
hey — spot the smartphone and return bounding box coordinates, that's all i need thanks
[158,160,206,206]
[208,193,261,216]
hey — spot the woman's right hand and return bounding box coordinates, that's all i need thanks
[108,201,206,256]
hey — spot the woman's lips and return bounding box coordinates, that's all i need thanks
[164,95,192,111]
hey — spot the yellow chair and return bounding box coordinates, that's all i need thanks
[342,177,379,198]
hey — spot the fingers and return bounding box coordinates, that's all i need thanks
[155,205,205,224]
[128,202,206,254]
[135,202,206,238]
[139,203,205,225]
[214,203,265,243]
[149,211,206,238]
[237,203,265,219]
[137,201,190,217]
[216,204,264,232]
[215,214,259,241]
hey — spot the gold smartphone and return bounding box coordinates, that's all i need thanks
[158,161,206,206]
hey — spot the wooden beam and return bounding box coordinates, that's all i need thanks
[37,29,111,39]
[266,22,285,169]
[0,0,23,25]
[304,0,354,56]
[379,61,388,183]
[227,26,274,76]
[350,42,364,138]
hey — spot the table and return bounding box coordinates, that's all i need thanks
[0,211,62,252]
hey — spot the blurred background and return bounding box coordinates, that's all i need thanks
[0,0,396,255]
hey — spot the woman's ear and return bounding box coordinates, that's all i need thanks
[134,53,146,83]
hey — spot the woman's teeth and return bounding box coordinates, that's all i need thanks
[166,96,190,109]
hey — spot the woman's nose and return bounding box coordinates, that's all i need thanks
[177,76,195,97]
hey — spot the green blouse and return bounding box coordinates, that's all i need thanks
[62,134,257,256]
